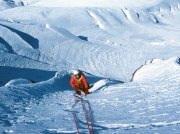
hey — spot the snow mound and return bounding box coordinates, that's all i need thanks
[133,57,180,82]
[149,0,180,11]
[5,78,32,86]
[0,0,16,11]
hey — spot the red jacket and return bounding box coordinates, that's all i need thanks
[70,74,89,94]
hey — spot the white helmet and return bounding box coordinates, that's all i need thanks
[72,70,80,75]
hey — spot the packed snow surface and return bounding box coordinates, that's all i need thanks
[30,0,165,8]
[0,0,180,133]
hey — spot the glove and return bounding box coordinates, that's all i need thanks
[85,92,90,96]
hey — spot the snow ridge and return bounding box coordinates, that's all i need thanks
[0,0,180,133]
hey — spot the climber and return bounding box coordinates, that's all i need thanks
[70,70,91,96]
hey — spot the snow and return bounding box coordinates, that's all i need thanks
[133,57,180,82]
[14,0,165,8]
[0,0,16,11]
[5,78,33,86]
[0,0,180,133]
[87,10,106,29]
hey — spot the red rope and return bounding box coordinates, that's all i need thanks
[80,95,91,134]
[71,111,80,134]
[72,94,94,134]
[88,103,94,134]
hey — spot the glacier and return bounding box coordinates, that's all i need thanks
[0,0,180,133]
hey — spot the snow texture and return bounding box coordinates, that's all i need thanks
[0,0,180,133]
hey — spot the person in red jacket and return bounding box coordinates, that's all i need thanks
[70,70,90,95]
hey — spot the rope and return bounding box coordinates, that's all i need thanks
[87,102,94,134]
[71,111,80,134]
[71,94,94,134]
[80,95,91,134]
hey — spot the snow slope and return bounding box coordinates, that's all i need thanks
[133,57,180,82]
[29,0,165,8]
[0,0,180,81]
[0,58,180,133]
[0,0,180,133]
